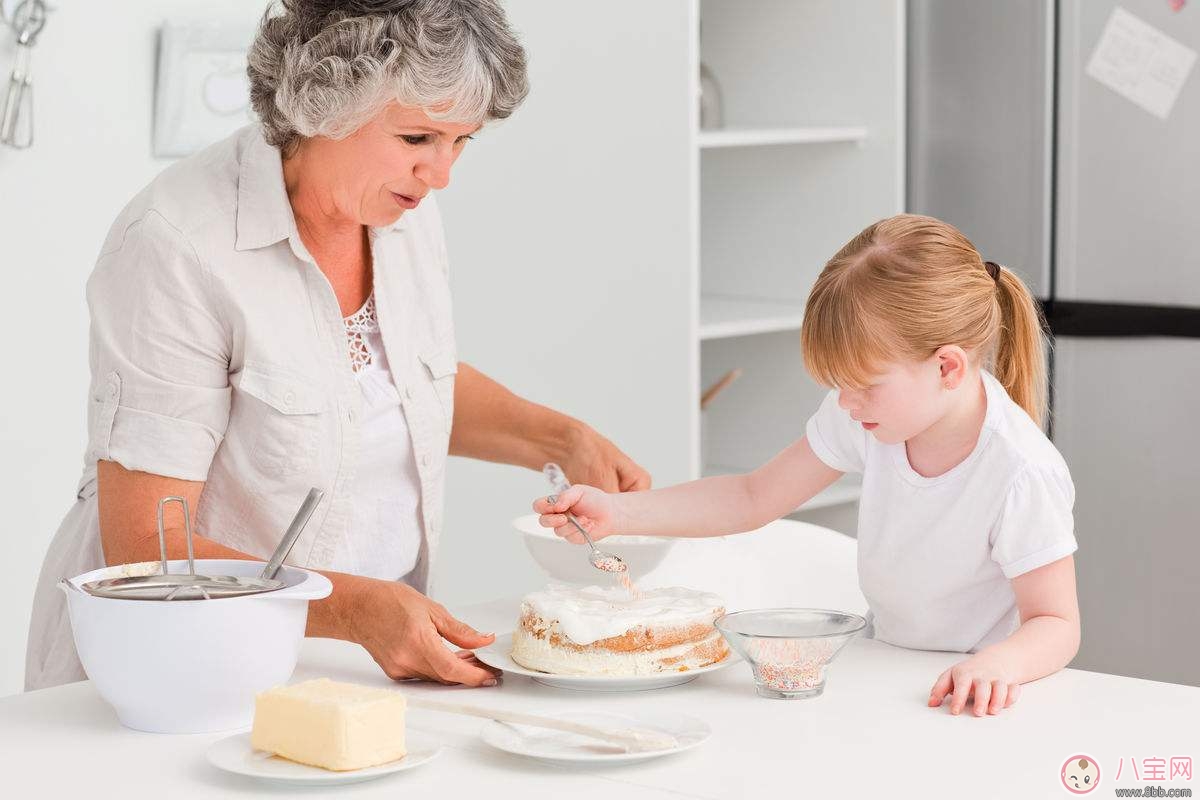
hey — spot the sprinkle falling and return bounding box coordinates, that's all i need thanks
[618,571,643,600]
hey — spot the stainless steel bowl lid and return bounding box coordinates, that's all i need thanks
[79,495,287,601]
[80,573,284,601]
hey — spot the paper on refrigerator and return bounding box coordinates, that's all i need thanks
[1086,7,1196,120]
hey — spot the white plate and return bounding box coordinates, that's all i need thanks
[475,632,738,691]
[481,710,710,765]
[205,732,442,787]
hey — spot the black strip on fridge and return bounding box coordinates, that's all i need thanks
[1042,300,1200,339]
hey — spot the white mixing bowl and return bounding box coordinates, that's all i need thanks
[513,514,675,584]
[61,558,332,734]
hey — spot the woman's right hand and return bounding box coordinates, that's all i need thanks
[532,484,618,542]
[349,580,500,687]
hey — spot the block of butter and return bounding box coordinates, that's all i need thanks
[251,678,407,771]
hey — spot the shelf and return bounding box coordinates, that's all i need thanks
[699,295,806,340]
[698,127,868,150]
[704,466,862,512]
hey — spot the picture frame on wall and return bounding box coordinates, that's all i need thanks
[153,22,256,158]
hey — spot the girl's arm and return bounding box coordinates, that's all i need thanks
[929,555,1081,716]
[535,436,843,540]
[983,555,1082,680]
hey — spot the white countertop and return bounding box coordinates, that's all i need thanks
[3,521,1196,798]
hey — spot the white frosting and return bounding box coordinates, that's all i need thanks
[511,626,726,675]
[522,584,723,645]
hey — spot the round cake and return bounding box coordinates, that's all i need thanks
[510,584,729,676]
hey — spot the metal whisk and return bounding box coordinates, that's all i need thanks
[1,0,47,149]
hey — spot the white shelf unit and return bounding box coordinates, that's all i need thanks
[690,0,906,521]
[699,295,806,340]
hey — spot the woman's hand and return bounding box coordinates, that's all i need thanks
[450,364,651,492]
[558,423,651,492]
[533,484,619,542]
[350,580,501,687]
[928,651,1021,716]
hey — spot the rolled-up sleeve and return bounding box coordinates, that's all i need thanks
[85,210,230,480]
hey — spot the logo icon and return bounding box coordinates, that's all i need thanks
[1061,755,1101,794]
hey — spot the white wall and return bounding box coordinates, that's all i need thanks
[435,1,694,605]
[0,0,265,697]
[0,0,693,695]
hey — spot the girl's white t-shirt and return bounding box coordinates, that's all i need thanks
[805,371,1078,653]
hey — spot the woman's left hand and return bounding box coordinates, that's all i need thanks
[559,423,651,492]
[928,651,1022,716]
[450,364,651,492]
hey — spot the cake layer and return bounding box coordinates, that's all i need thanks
[251,678,406,771]
[511,624,729,675]
[520,584,725,645]
[510,584,729,676]
[518,609,719,653]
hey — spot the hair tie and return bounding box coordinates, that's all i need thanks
[984,261,1001,283]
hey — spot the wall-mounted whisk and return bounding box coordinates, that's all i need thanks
[0,0,48,149]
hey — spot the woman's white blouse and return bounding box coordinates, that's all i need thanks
[336,294,423,581]
[25,125,457,690]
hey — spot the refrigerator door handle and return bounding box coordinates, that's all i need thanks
[1042,300,1200,338]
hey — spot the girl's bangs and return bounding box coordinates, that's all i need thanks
[801,293,891,391]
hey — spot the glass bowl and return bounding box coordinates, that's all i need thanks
[714,608,867,699]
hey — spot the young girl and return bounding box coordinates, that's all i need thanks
[534,214,1080,717]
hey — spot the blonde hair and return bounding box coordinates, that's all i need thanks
[801,214,1049,425]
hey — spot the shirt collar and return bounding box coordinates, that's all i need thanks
[235,127,405,252]
[234,127,297,251]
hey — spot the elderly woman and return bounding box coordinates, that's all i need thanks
[25,0,649,691]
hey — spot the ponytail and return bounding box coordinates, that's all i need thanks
[803,215,1052,427]
[992,266,1049,427]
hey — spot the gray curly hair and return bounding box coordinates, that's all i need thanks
[247,0,529,155]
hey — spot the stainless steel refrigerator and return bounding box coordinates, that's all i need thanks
[909,0,1198,686]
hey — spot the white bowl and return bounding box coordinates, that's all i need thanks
[512,514,675,584]
[61,559,332,734]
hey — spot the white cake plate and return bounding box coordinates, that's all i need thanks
[474,632,738,692]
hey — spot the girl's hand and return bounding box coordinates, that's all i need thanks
[532,485,618,542]
[928,651,1022,716]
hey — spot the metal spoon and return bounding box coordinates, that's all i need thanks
[542,463,628,574]
[260,488,325,580]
